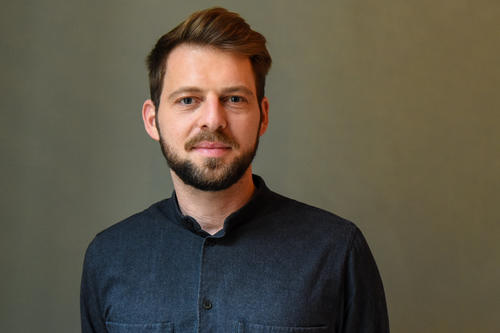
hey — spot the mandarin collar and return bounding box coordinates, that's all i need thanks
[166,174,271,238]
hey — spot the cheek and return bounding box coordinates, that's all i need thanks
[234,121,261,144]
[158,114,190,139]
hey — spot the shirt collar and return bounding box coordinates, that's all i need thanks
[164,174,271,238]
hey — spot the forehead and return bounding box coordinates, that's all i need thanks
[162,44,256,95]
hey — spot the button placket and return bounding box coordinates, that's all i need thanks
[201,240,214,312]
[198,236,218,331]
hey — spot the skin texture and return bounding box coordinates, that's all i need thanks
[142,44,269,234]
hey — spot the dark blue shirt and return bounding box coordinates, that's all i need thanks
[81,175,389,332]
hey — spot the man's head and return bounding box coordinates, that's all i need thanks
[142,8,272,192]
[146,7,272,110]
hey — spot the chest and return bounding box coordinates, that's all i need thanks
[101,233,343,332]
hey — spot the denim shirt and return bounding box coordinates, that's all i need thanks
[81,175,389,333]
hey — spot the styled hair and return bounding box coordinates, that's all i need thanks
[146,7,272,109]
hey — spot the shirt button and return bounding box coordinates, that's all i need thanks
[202,298,212,310]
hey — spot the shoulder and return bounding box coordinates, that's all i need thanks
[263,189,360,243]
[101,200,166,236]
[268,190,356,227]
[84,199,170,260]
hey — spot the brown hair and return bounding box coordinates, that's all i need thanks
[146,7,272,109]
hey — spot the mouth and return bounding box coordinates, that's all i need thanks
[191,141,232,157]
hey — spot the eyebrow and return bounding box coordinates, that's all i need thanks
[220,86,255,97]
[167,85,255,101]
[167,87,204,101]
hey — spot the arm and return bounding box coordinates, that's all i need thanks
[340,228,390,333]
[80,238,107,333]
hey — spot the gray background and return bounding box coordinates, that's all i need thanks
[1,0,499,332]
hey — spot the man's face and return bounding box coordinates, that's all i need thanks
[143,44,268,191]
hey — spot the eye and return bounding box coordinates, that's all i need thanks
[228,96,246,103]
[180,97,194,105]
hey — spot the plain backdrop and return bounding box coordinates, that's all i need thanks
[1,0,499,332]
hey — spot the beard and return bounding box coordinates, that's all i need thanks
[158,128,260,192]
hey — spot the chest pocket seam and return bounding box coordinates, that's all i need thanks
[105,321,173,332]
[234,320,329,332]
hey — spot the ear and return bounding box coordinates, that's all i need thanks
[142,99,160,141]
[259,97,269,136]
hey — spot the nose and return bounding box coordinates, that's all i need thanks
[198,94,227,131]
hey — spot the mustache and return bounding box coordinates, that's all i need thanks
[184,130,240,150]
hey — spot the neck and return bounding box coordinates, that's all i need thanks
[171,168,255,235]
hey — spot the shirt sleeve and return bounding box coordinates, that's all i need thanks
[340,227,390,333]
[80,238,107,333]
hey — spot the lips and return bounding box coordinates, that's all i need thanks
[192,141,232,149]
[191,141,232,158]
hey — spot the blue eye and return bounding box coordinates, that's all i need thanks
[180,97,193,105]
[229,96,243,103]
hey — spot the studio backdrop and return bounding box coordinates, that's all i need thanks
[1,1,499,332]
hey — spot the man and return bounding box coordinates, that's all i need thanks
[81,7,389,333]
